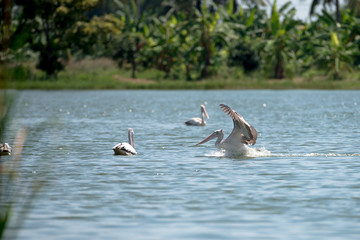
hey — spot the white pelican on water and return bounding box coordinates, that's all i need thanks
[0,143,11,155]
[196,104,258,155]
[113,128,137,155]
[185,104,210,126]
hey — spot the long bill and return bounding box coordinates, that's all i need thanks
[196,131,218,145]
[202,107,210,119]
[128,128,135,148]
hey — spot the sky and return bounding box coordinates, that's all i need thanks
[275,0,346,21]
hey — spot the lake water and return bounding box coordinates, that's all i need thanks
[3,90,360,239]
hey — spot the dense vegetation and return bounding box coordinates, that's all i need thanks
[1,0,360,87]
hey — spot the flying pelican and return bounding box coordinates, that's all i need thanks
[0,143,11,155]
[185,104,210,126]
[113,128,137,155]
[196,104,257,155]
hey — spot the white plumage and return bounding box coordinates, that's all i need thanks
[113,128,137,155]
[0,143,11,155]
[197,104,257,155]
[185,104,210,126]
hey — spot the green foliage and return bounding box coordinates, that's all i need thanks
[72,14,124,56]
[305,10,358,79]
[10,0,99,77]
[107,0,150,78]
[258,0,301,79]
[144,15,184,78]
[4,0,360,82]
[228,39,260,72]
[6,59,360,89]
[179,3,232,80]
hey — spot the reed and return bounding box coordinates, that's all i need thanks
[0,69,41,239]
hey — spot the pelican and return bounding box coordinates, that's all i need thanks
[185,104,210,126]
[0,143,11,155]
[196,104,257,155]
[113,128,137,155]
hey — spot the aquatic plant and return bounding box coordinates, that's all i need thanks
[0,89,40,239]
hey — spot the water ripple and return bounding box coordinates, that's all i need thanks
[5,90,360,240]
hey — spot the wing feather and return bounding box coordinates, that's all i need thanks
[219,104,257,145]
[113,142,137,155]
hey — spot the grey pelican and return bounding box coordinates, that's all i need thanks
[185,104,210,126]
[0,143,11,155]
[113,128,137,155]
[196,104,257,155]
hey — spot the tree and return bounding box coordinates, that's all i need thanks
[180,2,230,80]
[311,10,358,78]
[110,0,149,78]
[71,14,124,56]
[310,0,341,23]
[0,0,12,63]
[145,15,184,78]
[12,0,99,77]
[346,0,360,16]
[259,0,301,79]
[221,2,267,72]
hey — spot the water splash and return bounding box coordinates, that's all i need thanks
[272,152,360,157]
[205,150,226,158]
[204,147,271,158]
[247,147,272,157]
[204,148,359,158]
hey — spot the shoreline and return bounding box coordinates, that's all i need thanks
[3,59,360,90]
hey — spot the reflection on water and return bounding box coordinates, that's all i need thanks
[3,90,360,239]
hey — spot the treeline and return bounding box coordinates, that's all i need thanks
[1,0,360,80]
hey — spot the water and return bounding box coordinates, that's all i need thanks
[3,90,360,239]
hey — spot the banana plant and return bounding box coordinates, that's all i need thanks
[317,32,354,79]
[340,9,360,68]
[143,14,184,78]
[111,0,149,78]
[312,10,357,79]
[181,1,230,80]
[220,1,267,72]
[257,0,302,79]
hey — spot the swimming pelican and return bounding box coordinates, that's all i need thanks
[196,104,257,155]
[0,143,11,155]
[185,104,210,126]
[113,128,137,155]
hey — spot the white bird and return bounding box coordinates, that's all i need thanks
[0,143,11,155]
[113,128,137,155]
[185,104,210,126]
[196,104,257,155]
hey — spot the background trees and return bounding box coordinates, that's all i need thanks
[7,0,99,76]
[310,0,341,22]
[2,0,360,80]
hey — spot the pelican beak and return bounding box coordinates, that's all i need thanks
[196,131,217,145]
[204,108,209,119]
[201,105,210,119]
[128,128,135,148]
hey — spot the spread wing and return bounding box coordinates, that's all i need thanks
[219,104,257,145]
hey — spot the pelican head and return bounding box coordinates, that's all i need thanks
[200,104,210,120]
[196,129,224,147]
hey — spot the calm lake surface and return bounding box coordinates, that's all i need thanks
[4,90,360,239]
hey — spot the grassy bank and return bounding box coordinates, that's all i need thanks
[3,58,360,90]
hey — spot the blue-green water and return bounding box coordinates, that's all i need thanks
[3,90,360,239]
